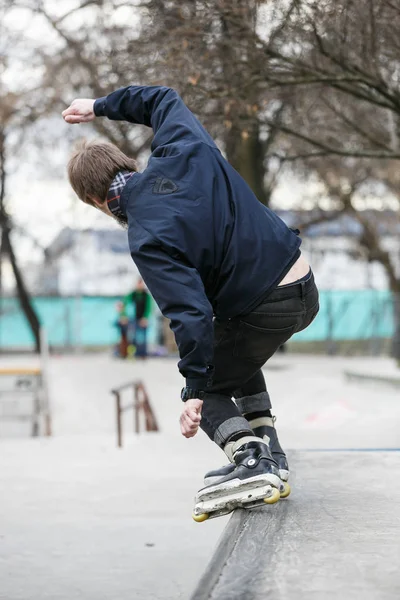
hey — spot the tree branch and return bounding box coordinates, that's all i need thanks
[264,118,400,160]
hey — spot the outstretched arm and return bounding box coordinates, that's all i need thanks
[62,85,216,151]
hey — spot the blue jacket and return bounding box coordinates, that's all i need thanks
[94,86,301,390]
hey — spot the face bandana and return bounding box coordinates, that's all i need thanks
[106,170,134,228]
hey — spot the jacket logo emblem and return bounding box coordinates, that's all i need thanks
[152,177,179,194]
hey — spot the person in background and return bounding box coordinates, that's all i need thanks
[114,301,129,359]
[123,278,152,358]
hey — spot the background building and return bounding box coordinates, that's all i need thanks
[33,228,138,296]
[24,212,400,297]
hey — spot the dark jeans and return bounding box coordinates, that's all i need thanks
[134,320,148,357]
[201,271,319,447]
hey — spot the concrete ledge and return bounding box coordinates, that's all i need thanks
[344,369,400,388]
[190,509,249,600]
[191,451,400,600]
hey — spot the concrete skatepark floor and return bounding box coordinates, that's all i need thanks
[0,353,399,599]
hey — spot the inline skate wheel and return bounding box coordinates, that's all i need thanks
[192,512,209,523]
[279,481,291,499]
[263,488,280,504]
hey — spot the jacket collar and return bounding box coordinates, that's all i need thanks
[106,170,134,222]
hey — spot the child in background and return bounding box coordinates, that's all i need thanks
[123,278,152,359]
[114,301,129,359]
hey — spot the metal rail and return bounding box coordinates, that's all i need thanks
[111,380,159,447]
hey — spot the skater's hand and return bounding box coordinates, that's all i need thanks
[139,318,148,328]
[62,99,95,124]
[180,398,203,438]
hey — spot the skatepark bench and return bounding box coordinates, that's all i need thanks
[0,366,51,437]
[191,450,400,600]
[111,380,159,447]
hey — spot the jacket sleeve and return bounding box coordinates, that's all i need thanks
[130,228,214,390]
[94,85,217,151]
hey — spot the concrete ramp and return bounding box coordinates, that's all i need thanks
[191,451,400,600]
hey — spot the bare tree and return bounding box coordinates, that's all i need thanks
[255,0,400,360]
[14,0,153,159]
[137,0,291,204]
[17,0,292,205]
[6,0,400,358]
[250,0,400,161]
[0,96,42,352]
[293,154,400,360]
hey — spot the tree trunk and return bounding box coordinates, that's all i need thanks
[218,2,270,206]
[1,225,41,352]
[225,122,270,205]
[345,203,400,366]
[0,129,41,353]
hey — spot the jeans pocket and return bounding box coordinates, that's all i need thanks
[233,320,296,362]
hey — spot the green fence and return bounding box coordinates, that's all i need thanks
[0,296,159,350]
[0,290,395,350]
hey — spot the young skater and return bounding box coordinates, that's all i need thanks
[63,85,319,519]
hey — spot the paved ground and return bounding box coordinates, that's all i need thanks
[0,435,226,600]
[192,451,400,600]
[0,353,399,599]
